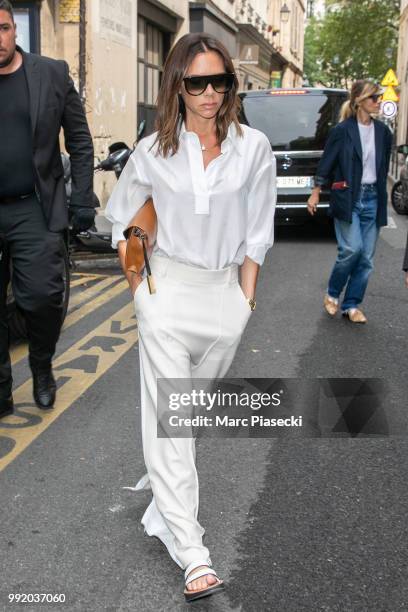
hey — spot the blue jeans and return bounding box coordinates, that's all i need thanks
[327,184,379,311]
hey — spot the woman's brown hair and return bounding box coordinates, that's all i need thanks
[153,33,242,157]
[339,79,382,122]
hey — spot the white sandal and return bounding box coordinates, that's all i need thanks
[184,565,224,603]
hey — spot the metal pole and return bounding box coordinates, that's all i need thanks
[79,0,86,106]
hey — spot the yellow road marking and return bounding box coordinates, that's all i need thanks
[70,274,107,289]
[9,343,26,366]
[0,301,138,472]
[10,278,128,366]
[64,279,128,326]
[69,275,120,309]
[70,271,109,278]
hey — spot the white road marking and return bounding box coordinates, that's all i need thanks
[385,217,397,229]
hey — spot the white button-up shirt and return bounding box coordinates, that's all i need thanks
[105,121,276,269]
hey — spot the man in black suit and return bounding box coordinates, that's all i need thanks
[0,0,95,417]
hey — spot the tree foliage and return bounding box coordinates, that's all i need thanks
[304,0,400,87]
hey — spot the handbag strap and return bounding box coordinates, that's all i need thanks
[141,235,152,277]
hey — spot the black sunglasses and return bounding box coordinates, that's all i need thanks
[368,93,382,102]
[183,73,235,96]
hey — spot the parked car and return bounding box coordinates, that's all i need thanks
[239,87,349,224]
[391,143,408,215]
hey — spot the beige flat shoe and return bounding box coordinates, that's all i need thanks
[184,566,224,603]
[342,308,367,324]
[324,294,339,316]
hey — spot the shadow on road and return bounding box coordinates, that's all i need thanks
[275,218,335,243]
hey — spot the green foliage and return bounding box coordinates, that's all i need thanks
[304,0,400,87]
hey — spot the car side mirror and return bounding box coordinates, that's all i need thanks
[397,144,408,155]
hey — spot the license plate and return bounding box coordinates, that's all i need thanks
[277,176,313,188]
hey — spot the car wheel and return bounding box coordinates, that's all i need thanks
[391,181,408,215]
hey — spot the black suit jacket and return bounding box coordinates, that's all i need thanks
[20,46,94,231]
[315,116,393,227]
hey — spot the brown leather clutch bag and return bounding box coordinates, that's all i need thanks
[123,197,157,294]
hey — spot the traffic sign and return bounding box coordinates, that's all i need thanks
[381,68,399,87]
[381,100,397,119]
[382,86,399,102]
[381,68,399,104]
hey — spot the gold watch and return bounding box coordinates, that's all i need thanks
[247,298,256,311]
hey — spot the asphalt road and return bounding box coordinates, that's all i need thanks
[0,208,407,612]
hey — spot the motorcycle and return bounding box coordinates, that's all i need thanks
[391,144,408,215]
[74,120,146,252]
[71,142,131,253]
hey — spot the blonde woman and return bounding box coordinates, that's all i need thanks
[105,33,276,602]
[308,80,392,323]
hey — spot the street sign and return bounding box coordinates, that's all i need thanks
[381,68,399,103]
[381,100,397,119]
[381,68,399,87]
[239,45,259,65]
[382,87,399,102]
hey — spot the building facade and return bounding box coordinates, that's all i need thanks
[267,0,305,88]
[397,0,408,151]
[233,0,275,90]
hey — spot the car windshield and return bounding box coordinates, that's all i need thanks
[240,93,347,151]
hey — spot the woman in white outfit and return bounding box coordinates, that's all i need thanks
[105,32,276,602]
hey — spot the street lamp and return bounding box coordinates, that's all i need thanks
[276,2,290,89]
[280,3,291,23]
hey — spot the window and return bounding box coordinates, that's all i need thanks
[137,16,166,108]
[11,1,40,53]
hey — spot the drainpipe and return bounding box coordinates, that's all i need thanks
[78,0,86,106]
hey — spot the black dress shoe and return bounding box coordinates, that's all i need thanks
[0,396,13,418]
[32,369,56,410]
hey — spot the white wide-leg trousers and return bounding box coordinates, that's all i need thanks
[132,254,252,574]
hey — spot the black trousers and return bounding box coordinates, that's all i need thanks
[0,195,64,399]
